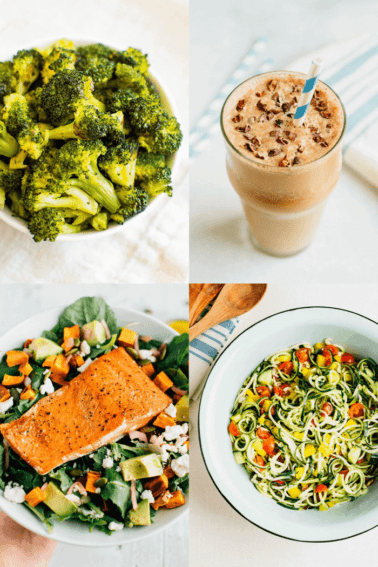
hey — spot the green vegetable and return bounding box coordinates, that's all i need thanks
[58,297,118,334]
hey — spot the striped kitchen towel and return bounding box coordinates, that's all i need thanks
[189,317,240,400]
[287,33,378,188]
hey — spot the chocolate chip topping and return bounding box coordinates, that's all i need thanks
[268,148,281,157]
[236,99,245,111]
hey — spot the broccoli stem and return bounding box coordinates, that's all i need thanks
[48,122,81,140]
[0,132,20,158]
[0,187,5,209]
[61,224,83,235]
[70,174,121,214]
[9,149,28,169]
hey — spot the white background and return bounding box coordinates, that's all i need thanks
[191,283,378,567]
[0,284,189,567]
[0,0,189,284]
[190,0,378,282]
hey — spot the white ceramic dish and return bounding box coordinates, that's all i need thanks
[0,35,182,241]
[0,305,188,546]
[199,306,378,542]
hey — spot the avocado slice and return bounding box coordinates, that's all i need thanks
[119,453,163,481]
[128,499,151,526]
[43,482,78,517]
[81,321,106,347]
[176,394,189,421]
[29,338,63,363]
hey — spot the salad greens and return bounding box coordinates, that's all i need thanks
[0,297,189,534]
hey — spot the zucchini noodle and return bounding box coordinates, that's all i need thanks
[229,340,378,511]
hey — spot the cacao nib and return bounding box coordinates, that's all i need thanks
[251,136,261,147]
[257,100,267,111]
[268,148,281,157]
[244,124,252,133]
[279,155,290,167]
[236,99,245,111]
[267,79,278,91]
[254,153,265,160]
[320,111,332,119]
[282,102,291,113]
[274,119,283,127]
[292,156,301,165]
[232,114,242,123]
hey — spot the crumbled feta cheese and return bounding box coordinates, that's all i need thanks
[181,423,189,434]
[141,490,155,504]
[80,340,91,355]
[96,345,100,349]
[4,483,26,503]
[43,369,50,375]
[89,454,94,458]
[116,466,121,472]
[171,454,189,477]
[178,445,188,455]
[40,378,54,396]
[138,349,156,363]
[165,403,177,418]
[95,487,101,494]
[106,448,111,456]
[24,377,31,387]
[160,443,178,461]
[164,425,184,441]
[108,521,124,531]
[102,456,114,469]
[77,358,93,373]
[150,434,164,446]
[0,397,14,414]
[66,494,81,505]
[78,506,102,519]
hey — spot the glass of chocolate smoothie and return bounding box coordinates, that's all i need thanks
[221,71,346,256]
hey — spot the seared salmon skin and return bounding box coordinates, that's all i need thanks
[0,348,171,474]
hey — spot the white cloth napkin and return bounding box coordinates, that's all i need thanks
[287,33,378,188]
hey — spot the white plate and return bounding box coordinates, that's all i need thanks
[0,305,188,546]
[0,35,182,241]
[199,306,378,542]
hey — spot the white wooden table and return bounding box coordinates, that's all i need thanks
[190,0,378,282]
[0,284,189,567]
[191,283,378,567]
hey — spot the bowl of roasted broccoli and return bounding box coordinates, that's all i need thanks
[0,37,183,242]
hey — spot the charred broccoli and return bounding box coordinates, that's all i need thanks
[110,186,148,224]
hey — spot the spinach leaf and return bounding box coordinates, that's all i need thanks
[24,503,54,533]
[117,444,144,460]
[59,297,118,334]
[0,444,4,478]
[92,447,108,471]
[90,334,117,359]
[0,362,20,380]
[9,467,34,492]
[155,334,189,373]
[41,323,62,343]
[49,469,73,493]
[101,468,131,518]
[31,366,45,390]
[169,473,189,493]
[165,368,188,390]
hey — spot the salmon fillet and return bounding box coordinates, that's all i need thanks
[0,348,171,474]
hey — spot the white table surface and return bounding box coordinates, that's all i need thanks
[0,284,189,567]
[0,0,189,284]
[190,0,378,282]
[191,283,378,567]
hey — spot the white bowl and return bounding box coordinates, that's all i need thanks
[0,35,182,241]
[0,305,188,546]
[199,306,378,542]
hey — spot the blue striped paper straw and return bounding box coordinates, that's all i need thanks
[294,58,323,125]
[190,37,271,159]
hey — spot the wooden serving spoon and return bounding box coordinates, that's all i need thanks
[189,284,267,342]
[189,284,224,327]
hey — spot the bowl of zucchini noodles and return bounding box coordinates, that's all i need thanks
[199,306,378,542]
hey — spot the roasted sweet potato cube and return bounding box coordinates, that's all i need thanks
[117,328,138,348]
[143,474,168,497]
[151,490,172,510]
[142,363,155,377]
[153,371,173,393]
[153,412,176,428]
[6,350,29,367]
[165,490,185,509]
[64,325,80,340]
[25,486,46,507]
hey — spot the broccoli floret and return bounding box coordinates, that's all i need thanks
[77,44,117,61]
[0,120,20,157]
[105,88,138,113]
[24,88,48,122]
[134,152,166,180]
[115,48,149,76]
[7,189,29,219]
[57,139,121,213]
[138,116,182,154]
[114,63,150,96]
[48,103,108,140]
[12,49,42,95]
[0,159,23,191]
[110,186,148,223]
[75,51,115,86]
[140,167,172,198]
[41,47,77,84]
[24,179,99,215]
[90,210,109,231]
[102,111,126,145]
[0,61,14,100]
[99,140,138,187]
[127,95,166,134]
[28,208,83,242]
[41,70,105,126]
[2,93,30,136]
[2,94,48,159]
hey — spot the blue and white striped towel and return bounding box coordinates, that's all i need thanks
[287,33,378,188]
[189,317,240,399]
